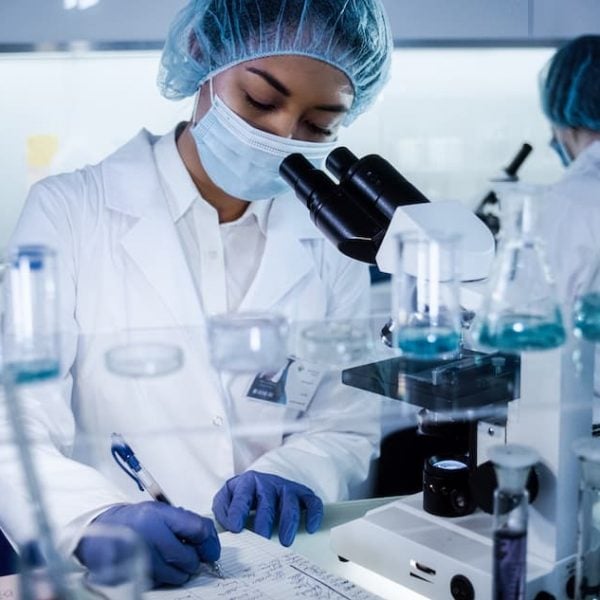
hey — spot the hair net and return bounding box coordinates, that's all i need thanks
[540,35,600,132]
[158,0,393,124]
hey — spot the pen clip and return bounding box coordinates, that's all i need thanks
[111,434,144,492]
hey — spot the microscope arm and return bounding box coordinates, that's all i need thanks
[280,149,495,280]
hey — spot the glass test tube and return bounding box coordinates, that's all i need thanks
[573,438,600,600]
[489,444,539,600]
[1,245,70,599]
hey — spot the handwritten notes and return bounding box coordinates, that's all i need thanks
[145,530,381,600]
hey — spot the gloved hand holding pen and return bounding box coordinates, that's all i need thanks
[212,470,324,547]
[76,502,221,587]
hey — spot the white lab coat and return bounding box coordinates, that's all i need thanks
[538,140,600,395]
[0,130,378,554]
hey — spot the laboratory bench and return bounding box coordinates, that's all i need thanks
[0,497,426,599]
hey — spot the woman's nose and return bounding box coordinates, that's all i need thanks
[263,113,297,139]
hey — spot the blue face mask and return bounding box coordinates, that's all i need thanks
[191,83,337,201]
[550,134,573,168]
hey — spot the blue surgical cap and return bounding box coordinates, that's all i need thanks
[540,35,600,132]
[158,0,393,124]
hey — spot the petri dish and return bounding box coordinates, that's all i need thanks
[207,312,288,373]
[299,319,373,366]
[105,343,184,378]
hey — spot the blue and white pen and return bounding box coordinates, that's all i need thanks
[110,432,225,579]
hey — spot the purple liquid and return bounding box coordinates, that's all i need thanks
[493,529,527,600]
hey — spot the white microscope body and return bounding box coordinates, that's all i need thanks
[329,204,593,599]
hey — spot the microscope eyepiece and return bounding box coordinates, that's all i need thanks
[326,147,359,181]
[279,153,314,190]
[279,146,432,264]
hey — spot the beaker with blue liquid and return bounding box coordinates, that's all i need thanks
[3,245,61,381]
[392,232,462,360]
[474,184,566,352]
[573,257,600,343]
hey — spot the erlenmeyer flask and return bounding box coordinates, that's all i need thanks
[474,184,566,352]
[573,253,600,343]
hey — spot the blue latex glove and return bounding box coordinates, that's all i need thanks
[212,470,324,547]
[76,502,220,587]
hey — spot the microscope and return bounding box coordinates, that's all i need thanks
[280,149,595,599]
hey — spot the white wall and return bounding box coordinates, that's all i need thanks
[0,47,560,248]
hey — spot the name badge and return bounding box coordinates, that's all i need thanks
[246,356,324,412]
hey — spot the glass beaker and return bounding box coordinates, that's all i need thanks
[391,232,461,360]
[19,524,149,600]
[2,245,60,381]
[573,437,600,600]
[489,443,539,600]
[573,256,600,343]
[474,184,566,352]
[1,245,70,598]
[207,312,288,373]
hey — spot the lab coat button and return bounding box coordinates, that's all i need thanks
[212,415,224,427]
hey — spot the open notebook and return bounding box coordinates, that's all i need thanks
[145,529,382,600]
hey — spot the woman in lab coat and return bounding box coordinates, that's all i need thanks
[1,0,392,586]
[537,36,600,393]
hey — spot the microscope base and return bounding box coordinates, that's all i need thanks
[330,495,571,599]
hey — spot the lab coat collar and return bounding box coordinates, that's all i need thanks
[102,129,203,326]
[153,126,199,222]
[238,196,324,311]
[102,129,164,217]
[101,128,323,242]
[100,128,325,320]
[568,139,600,175]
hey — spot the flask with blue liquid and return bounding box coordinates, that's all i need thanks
[474,184,566,352]
[392,232,462,360]
[573,257,600,343]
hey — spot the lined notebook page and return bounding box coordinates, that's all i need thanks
[145,530,382,600]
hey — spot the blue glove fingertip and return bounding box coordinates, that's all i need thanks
[279,524,296,547]
[306,512,323,534]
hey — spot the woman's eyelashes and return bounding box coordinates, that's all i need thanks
[243,92,334,138]
[244,92,277,112]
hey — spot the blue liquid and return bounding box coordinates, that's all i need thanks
[7,359,60,384]
[493,529,527,600]
[396,327,460,358]
[574,293,600,342]
[477,314,565,351]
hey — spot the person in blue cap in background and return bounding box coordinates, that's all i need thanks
[537,35,600,391]
[1,0,392,588]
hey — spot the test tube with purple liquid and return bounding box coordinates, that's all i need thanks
[489,444,539,600]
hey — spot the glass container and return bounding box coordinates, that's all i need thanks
[489,443,539,600]
[391,232,461,360]
[573,257,600,343]
[2,245,60,381]
[573,437,600,600]
[207,312,288,373]
[474,185,565,352]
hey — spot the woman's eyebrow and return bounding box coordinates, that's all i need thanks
[246,67,290,96]
[245,66,351,114]
[314,103,349,113]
